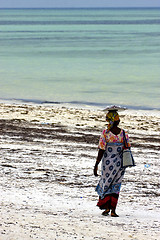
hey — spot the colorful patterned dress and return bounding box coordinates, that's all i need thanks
[95,129,130,210]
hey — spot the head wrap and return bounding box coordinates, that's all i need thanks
[106,111,120,131]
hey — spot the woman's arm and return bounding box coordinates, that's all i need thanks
[123,130,131,149]
[94,149,105,176]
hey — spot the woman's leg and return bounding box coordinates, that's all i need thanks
[102,198,111,215]
[97,195,111,215]
[110,193,119,217]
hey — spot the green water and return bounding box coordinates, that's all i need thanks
[0,8,160,109]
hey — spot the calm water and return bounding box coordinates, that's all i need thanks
[0,8,160,109]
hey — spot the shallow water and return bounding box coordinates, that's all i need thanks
[0,8,160,109]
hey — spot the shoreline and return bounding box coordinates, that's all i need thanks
[0,98,160,111]
[0,102,160,239]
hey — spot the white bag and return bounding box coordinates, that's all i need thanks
[122,149,135,168]
[122,130,136,168]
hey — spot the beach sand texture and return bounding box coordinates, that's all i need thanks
[0,103,160,240]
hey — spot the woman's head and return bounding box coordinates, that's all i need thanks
[113,120,120,127]
[106,110,120,130]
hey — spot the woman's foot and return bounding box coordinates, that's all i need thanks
[102,209,110,216]
[111,211,119,217]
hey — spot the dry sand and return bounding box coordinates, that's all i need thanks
[0,102,160,240]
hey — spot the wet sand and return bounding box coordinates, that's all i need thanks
[0,102,160,240]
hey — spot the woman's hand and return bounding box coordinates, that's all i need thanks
[94,149,105,177]
[94,164,98,176]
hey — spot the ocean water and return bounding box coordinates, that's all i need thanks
[0,8,160,110]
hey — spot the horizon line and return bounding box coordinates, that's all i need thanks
[0,6,160,9]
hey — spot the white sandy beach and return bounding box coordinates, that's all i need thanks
[0,102,160,240]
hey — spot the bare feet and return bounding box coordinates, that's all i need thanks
[102,209,110,216]
[111,211,119,217]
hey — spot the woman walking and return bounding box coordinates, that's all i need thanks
[94,106,130,217]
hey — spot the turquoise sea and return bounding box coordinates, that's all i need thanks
[0,8,160,110]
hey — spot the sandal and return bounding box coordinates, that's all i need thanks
[102,209,110,216]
